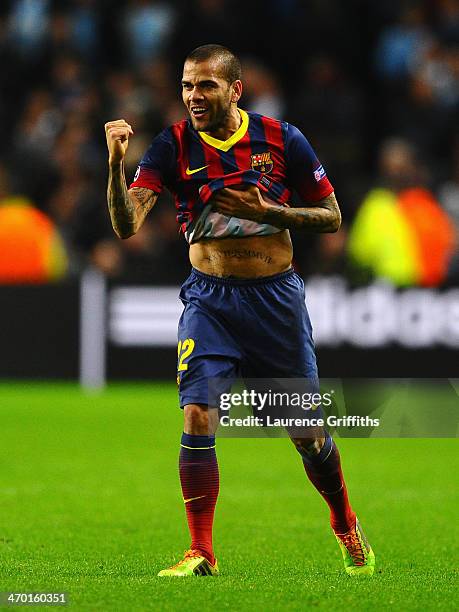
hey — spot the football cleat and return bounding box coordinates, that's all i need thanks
[335,518,375,576]
[157,549,219,577]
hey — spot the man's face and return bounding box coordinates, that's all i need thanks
[182,59,237,133]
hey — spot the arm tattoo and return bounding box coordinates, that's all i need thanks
[130,187,157,214]
[107,162,136,238]
[262,192,341,233]
[107,163,157,238]
[129,187,158,227]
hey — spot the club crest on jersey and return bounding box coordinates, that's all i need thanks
[251,152,273,174]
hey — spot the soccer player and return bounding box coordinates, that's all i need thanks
[105,45,375,577]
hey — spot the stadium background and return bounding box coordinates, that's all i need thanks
[1,0,458,381]
[0,1,458,610]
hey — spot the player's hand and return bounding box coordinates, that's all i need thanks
[105,119,134,165]
[211,185,270,222]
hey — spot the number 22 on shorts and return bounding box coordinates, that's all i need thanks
[177,338,195,371]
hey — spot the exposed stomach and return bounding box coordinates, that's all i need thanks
[189,230,293,278]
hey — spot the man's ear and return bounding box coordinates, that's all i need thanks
[231,80,242,103]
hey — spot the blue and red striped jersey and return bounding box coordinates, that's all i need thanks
[130,109,333,243]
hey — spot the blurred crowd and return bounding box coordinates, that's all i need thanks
[0,0,458,286]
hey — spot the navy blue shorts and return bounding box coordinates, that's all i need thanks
[177,268,318,407]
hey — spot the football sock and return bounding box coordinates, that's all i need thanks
[299,434,356,534]
[179,433,219,564]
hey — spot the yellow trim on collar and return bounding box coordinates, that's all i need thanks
[198,109,249,152]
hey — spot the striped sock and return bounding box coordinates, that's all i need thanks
[299,435,356,534]
[179,433,219,564]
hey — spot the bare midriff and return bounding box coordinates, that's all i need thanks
[189,231,293,278]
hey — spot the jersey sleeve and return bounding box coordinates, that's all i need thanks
[285,124,334,202]
[129,128,175,193]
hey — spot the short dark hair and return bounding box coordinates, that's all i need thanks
[185,44,242,83]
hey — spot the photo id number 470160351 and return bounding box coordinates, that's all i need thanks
[0,593,68,606]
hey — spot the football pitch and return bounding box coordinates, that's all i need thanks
[0,383,457,611]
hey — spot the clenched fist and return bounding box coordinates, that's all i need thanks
[105,119,134,165]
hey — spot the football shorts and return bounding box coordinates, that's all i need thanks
[177,267,318,407]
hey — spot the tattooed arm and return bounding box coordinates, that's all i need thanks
[107,162,158,238]
[261,192,341,233]
[105,119,158,238]
[211,186,341,233]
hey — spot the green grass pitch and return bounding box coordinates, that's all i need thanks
[0,382,457,611]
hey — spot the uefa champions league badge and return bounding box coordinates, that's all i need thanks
[313,165,326,182]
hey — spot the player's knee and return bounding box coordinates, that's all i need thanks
[184,403,213,435]
[291,436,325,457]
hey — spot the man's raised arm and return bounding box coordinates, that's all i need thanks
[105,119,158,239]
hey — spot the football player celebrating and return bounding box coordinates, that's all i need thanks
[105,44,375,577]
